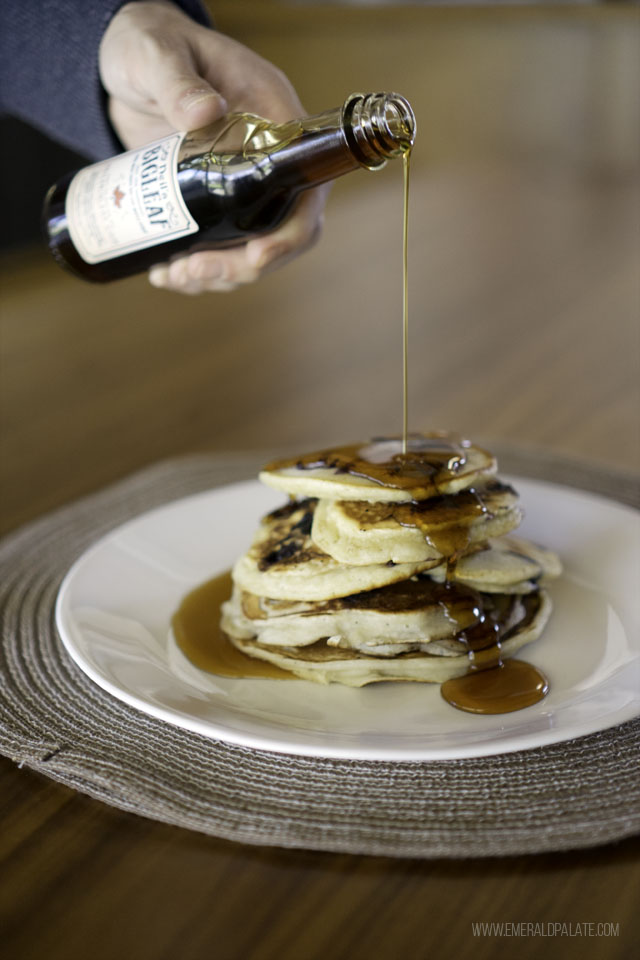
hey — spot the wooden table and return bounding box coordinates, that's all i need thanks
[1,4,638,958]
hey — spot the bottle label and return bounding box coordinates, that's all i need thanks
[65,133,198,264]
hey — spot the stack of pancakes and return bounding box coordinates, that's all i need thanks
[221,435,561,686]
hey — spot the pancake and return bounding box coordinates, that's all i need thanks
[232,498,441,601]
[222,575,483,649]
[226,590,552,686]
[312,479,522,565]
[260,434,496,503]
[428,535,563,593]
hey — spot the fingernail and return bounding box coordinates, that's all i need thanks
[183,90,227,113]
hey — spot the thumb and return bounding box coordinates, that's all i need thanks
[150,52,228,131]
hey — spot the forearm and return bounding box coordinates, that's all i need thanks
[0,0,210,159]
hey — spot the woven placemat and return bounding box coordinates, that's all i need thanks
[1,447,639,859]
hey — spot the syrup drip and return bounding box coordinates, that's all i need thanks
[437,562,548,715]
[402,148,410,454]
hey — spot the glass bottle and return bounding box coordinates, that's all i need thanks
[42,92,416,283]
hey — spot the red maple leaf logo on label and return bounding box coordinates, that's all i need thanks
[112,185,125,208]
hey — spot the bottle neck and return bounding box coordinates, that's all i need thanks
[291,93,416,172]
[178,92,416,192]
[248,93,416,189]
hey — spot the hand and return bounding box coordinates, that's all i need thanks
[99,1,327,293]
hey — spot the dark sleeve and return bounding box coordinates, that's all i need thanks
[0,1,212,160]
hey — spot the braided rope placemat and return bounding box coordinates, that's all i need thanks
[1,447,639,858]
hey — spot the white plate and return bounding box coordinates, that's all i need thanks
[55,477,640,761]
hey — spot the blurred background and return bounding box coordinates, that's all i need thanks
[1,0,639,534]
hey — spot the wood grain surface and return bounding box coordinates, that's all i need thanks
[1,3,639,959]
